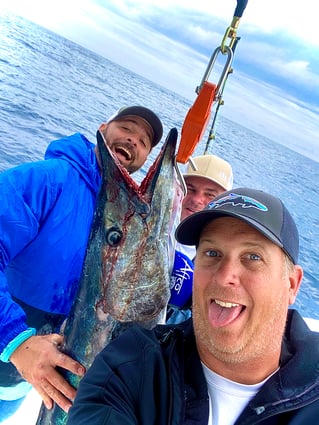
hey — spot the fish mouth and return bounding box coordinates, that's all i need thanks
[209,298,246,328]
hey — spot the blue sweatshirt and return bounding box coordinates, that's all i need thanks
[0,133,101,352]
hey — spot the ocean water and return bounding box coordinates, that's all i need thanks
[0,10,319,325]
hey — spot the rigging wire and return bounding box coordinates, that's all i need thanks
[176,0,249,164]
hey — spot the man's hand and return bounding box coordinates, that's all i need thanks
[10,333,86,412]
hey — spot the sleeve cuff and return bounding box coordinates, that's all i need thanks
[0,328,36,363]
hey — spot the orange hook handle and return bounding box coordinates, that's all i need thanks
[176,81,217,164]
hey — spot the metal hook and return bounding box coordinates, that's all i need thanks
[196,46,233,98]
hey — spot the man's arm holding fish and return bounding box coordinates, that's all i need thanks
[0,164,85,412]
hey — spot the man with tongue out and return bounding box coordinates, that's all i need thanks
[68,188,319,425]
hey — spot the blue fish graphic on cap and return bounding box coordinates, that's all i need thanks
[208,193,268,211]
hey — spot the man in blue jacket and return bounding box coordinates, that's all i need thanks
[67,188,319,425]
[0,106,163,414]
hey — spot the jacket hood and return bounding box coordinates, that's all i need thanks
[45,133,100,193]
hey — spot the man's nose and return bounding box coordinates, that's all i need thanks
[189,192,207,206]
[126,134,138,145]
[214,256,241,287]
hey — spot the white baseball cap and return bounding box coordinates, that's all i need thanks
[183,155,233,191]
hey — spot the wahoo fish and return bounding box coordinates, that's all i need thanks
[36,127,184,424]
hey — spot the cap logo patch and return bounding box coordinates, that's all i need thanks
[208,193,268,212]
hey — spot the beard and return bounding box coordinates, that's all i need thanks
[192,292,288,365]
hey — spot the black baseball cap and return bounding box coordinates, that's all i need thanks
[107,106,163,147]
[175,188,299,264]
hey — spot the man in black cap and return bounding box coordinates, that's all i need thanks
[100,105,163,173]
[0,106,163,413]
[67,188,319,425]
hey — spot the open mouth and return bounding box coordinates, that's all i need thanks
[209,298,245,327]
[114,146,132,161]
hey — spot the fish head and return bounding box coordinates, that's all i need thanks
[95,128,184,324]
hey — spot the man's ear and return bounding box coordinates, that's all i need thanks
[288,265,303,305]
[99,122,107,131]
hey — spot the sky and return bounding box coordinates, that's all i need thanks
[1,0,319,161]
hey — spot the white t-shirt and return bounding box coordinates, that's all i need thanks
[202,363,276,425]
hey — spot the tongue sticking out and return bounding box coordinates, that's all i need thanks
[209,301,243,327]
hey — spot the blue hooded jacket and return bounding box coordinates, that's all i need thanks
[0,133,101,352]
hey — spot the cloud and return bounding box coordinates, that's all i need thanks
[1,0,319,160]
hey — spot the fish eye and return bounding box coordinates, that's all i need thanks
[106,227,123,246]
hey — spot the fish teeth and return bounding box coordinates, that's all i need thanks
[215,299,239,308]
